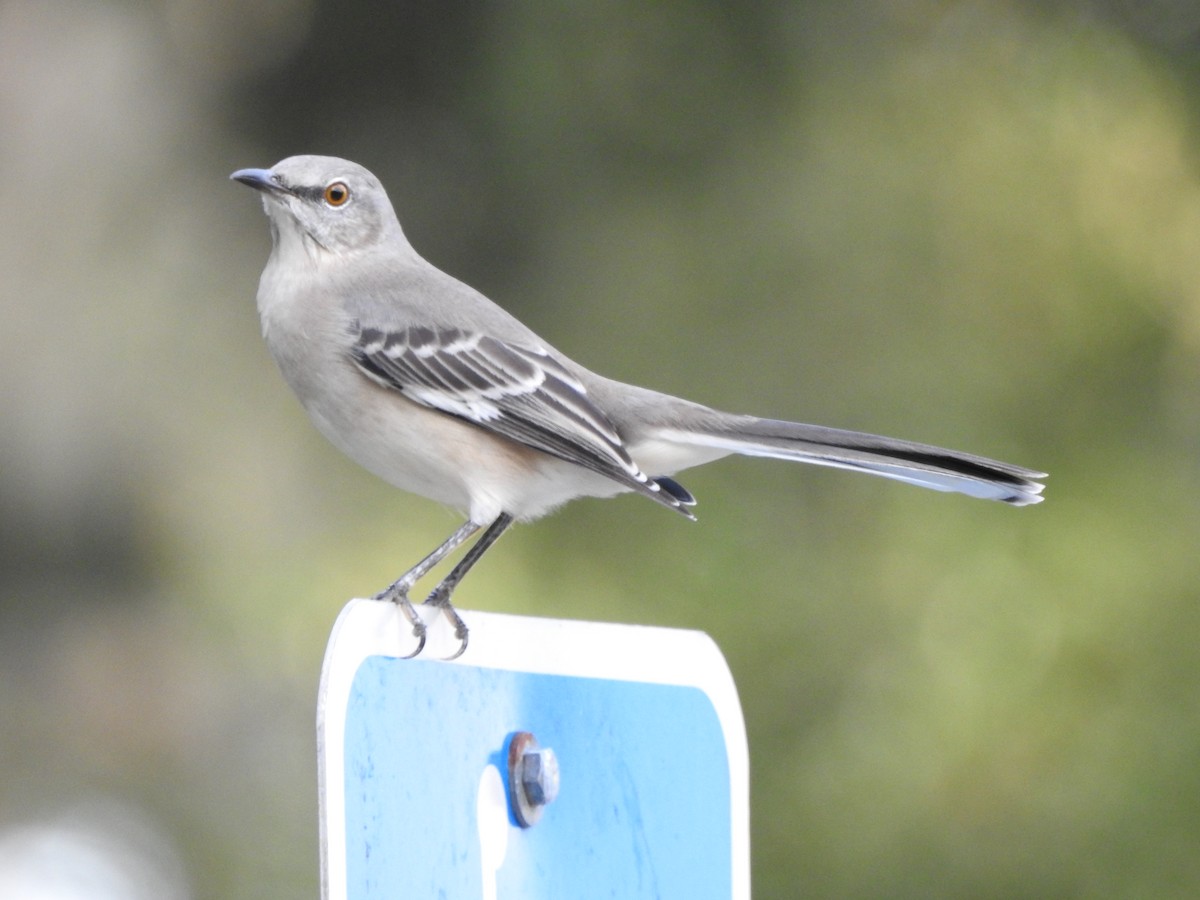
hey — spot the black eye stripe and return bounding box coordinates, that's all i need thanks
[276,180,351,206]
[290,185,325,203]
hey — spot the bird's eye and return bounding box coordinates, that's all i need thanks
[324,181,350,207]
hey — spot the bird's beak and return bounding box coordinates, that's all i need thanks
[230,167,286,194]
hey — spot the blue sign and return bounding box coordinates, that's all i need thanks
[318,601,749,899]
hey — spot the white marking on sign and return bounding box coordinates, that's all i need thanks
[476,764,509,900]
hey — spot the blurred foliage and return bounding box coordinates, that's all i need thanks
[3,0,1200,896]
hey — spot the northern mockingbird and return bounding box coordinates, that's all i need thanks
[232,155,1045,658]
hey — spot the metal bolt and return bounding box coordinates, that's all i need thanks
[507,731,560,827]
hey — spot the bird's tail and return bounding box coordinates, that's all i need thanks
[656,416,1046,506]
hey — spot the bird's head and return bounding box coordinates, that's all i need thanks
[231,155,402,255]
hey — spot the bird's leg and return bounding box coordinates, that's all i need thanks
[423,513,515,660]
[374,519,482,658]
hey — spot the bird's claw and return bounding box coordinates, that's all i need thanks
[423,588,469,660]
[399,622,427,660]
[371,585,467,659]
[374,587,428,658]
[443,624,468,661]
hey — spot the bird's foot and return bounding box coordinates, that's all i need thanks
[423,587,469,660]
[373,585,427,659]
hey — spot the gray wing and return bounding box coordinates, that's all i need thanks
[351,324,693,516]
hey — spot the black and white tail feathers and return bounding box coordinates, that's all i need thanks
[657,416,1045,507]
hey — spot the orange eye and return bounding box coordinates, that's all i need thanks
[324,181,350,207]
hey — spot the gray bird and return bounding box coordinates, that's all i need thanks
[232,155,1045,658]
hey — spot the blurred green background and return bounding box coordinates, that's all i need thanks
[3,0,1200,896]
